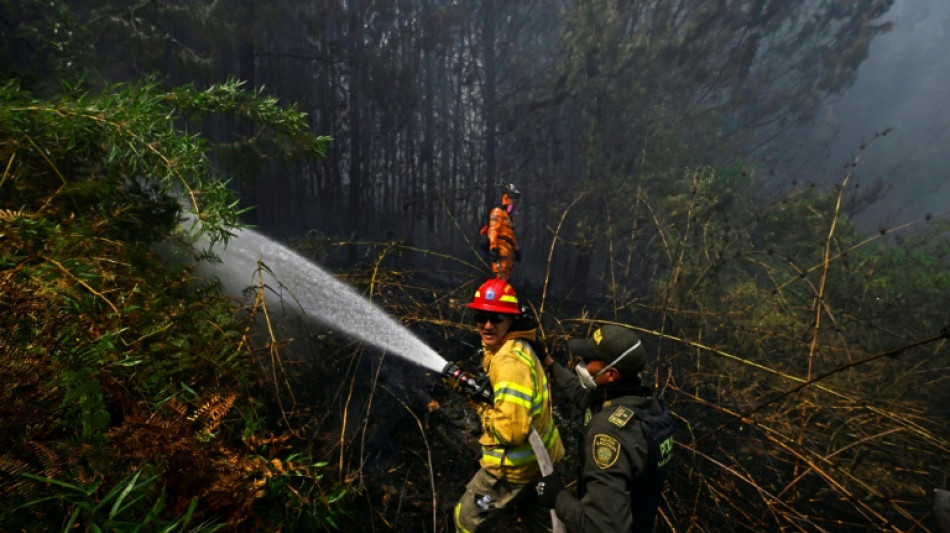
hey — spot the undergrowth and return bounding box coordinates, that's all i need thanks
[1,64,948,533]
[281,153,950,532]
[0,80,349,531]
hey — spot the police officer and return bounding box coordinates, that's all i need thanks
[536,325,674,532]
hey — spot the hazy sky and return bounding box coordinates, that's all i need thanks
[811,0,950,233]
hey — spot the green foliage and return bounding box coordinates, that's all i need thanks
[59,367,110,444]
[0,0,230,92]
[18,470,222,533]
[836,220,950,340]
[609,163,950,531]
[0,0,95,95]
[534,1,896,283]
[0,77,328,244]
[252,454,351,531]
[0,63,344,531]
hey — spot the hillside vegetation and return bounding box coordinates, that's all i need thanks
[2,0,949,531]
[2,71,949,533]
[0,79,351,531]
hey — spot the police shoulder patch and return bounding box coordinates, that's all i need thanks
[607,406,634,428]
[592,434,621,469]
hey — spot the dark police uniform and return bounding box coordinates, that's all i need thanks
[547,361,674,533]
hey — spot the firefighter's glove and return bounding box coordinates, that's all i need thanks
[535,473,562,508]
[463,372,494,404]
[443,363,494,404]
[514,249,522,262]
[489,248,501,262]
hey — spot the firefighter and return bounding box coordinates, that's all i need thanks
[453,278,564,533]
[536,325,674,533]
[483,183,521,281]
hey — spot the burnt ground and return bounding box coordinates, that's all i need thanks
[250,261,950,533]
[265,302,588,533]
[258,290,950,533]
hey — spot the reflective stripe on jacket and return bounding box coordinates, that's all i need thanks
[476,328,564,484]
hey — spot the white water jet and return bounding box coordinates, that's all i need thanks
[194,225,447,372]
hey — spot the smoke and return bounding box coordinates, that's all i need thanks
[807,0,950,231]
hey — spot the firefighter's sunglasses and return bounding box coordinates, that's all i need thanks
[473,312,510,325]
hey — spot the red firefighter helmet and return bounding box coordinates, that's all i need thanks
[466,278,521,314]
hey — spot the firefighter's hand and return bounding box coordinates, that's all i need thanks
[514,249,522,262]
[543,347,568,369]
[535,473,562,508]
[489,248,500,262]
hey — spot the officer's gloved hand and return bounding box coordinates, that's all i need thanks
[514,249,522,262]
[535,473,563,508]
[489,248,500,262]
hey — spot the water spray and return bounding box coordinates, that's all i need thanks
[187,222,563,532]
[190,222,446,371]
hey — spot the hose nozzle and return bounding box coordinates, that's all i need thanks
[442,362,493,404]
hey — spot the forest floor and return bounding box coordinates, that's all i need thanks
[246,263,950,533]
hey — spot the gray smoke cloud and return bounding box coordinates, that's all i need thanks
[808,0,950,232]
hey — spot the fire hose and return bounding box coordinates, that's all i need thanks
[443,363,566,533]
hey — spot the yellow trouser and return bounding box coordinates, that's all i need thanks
[454,468,552,533]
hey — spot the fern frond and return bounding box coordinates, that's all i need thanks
[30,441,64,481]
[189,393,236,434]
[0,208,32,222]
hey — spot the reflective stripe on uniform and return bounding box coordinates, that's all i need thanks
[493,381,533,409]
[482,443,537,466]
[541,417,559,447]
[512,343,550,417]
[454,502,473,533]
[481,340,561,467]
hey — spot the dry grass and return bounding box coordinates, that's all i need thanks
[269,160,950,532]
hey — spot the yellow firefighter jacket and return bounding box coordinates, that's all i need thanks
[476,328,564,484]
